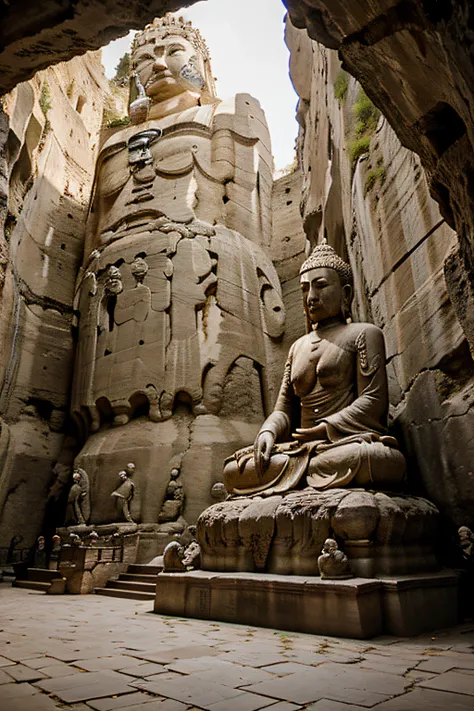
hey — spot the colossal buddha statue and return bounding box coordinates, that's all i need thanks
[70,15,286,538]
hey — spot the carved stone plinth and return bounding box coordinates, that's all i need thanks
[196,488,440,577]
[153,570,458,638]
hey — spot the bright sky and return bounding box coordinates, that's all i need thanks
[100,0,299,171]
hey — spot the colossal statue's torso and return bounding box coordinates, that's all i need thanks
[70,92,286,533]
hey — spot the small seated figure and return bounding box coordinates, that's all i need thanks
[318,538,353,579]
[223,241,406,496]
[158,465,184,523]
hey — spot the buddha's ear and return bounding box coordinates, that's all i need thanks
[343,282,353,304]
[342,283,353,322]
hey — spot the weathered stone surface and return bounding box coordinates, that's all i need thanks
[0,53,123,547]
[154,568,458,638]
[285,1,474,353]
[197,488,439,577]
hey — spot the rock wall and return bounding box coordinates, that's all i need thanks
[271,169,307,355]
[285,0,474,373]
[285,19,474,527]
[0,53,124,549]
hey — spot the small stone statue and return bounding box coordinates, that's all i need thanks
[182,540,201,569]
[111,466,136,523]
[158,461,185,523]
[34,535,47,568]
[163,540,185,572]
[211,482,228,502]
[459,526,474,560]
[67,467,90,525]
[318,538,353,580]
[70,533,82,546]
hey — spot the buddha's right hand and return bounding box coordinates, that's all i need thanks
[254,431,275,479]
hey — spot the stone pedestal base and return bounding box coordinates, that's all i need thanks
[197,488,440,576]
[154,570,458,639]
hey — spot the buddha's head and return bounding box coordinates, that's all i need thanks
[129,14,217,122]
[300,241,353,330]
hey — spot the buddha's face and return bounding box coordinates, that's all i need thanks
[301,267,350,325]
[132,36,205,103]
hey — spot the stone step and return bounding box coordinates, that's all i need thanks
[95,587,155,601]
[26,568,59,582]
[118,572,158,583]
[13,580,50,592]
[107,580,156,594]
[127,564,162,576]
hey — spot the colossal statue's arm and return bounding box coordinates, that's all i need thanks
[212,94,273,247]
[257,343,298,443]
[323,324,389,440]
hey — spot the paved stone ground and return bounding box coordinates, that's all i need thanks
[1,584,474,711]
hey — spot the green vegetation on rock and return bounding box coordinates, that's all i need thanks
[39,80,51,117]
[334,70,349,103]
[348,88,381,169]
[364,158,387,197]
[113,53,130,84]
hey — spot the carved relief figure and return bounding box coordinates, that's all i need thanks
[66,468,90,525]
[111,469,136,523]
[70,15,286,530]
[223,241,406,496]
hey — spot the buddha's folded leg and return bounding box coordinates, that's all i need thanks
[223,453,291,495]
[307,440,406,491]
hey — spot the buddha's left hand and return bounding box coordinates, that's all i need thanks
[292,423,328,442]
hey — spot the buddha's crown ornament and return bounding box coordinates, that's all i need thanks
[300,239,353,284]
[132,14,212,63]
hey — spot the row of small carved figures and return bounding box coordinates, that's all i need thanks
[163,525,474,578]
[163,536,352,579]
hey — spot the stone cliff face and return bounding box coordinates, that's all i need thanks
[0,53,124,548]
[285,18,474,527]
[285,0,474,380]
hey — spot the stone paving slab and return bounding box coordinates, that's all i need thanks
[3,662,47,682]
[1,691,61,711]
[119,662,168,677]
[132,676,244,708]
[74,655,146,672]
[374,688,474,709]
[86,691,167,710]
[1,585,474,711]
[418,668,474,695]
[190,661,277,687]
[0,655,15,668]
[306,702,366,710]
[34,669,138,703]
[0,667,14,684]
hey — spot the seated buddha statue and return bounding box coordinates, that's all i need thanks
[223,241,407,496]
